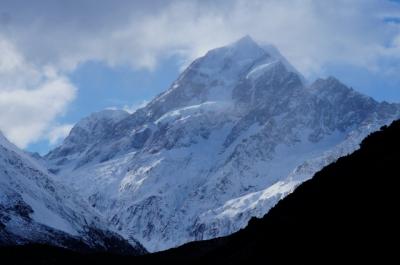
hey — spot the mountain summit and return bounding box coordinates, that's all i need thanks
[44,36,400,252]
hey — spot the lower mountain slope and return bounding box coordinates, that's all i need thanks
[2,119,399,264]
[0,132,146,255]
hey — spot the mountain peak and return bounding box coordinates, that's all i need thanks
[140,37,306,120]
[230,35,259,48]
[310,76,348,91]
[74,109,129,131]
[200,35,266,66]
[45,109,130,159]
[309,76,378,111]
[325,76,343,85]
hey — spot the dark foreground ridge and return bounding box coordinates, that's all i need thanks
[1,119,399,264]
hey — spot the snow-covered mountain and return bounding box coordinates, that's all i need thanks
[44,36,400,252]
[0,132,146,254]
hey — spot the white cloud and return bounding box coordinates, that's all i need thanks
[123,100,149,114]
[47,124,73,146]
[0,37,76,148]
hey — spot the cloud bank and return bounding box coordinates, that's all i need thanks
[0,0,400,147]
[2,0,399,74]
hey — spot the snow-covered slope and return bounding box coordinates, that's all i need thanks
[0,132,146,254]
[45,36,400,252]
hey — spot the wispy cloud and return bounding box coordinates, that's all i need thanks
[47,124,74,146]
[123,100,149,114]
[107,100,149,114]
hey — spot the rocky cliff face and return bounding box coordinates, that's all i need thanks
[44,36,400,252]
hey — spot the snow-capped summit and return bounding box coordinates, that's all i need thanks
[145,35,300,116]
[44,36,400,252]
[231,35,259,47]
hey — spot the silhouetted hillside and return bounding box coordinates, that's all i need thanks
[144,119,400,264]
[1,119,399,264]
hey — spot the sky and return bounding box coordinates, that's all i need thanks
[0,0,400,154]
